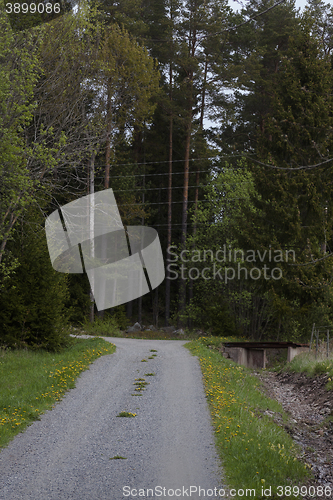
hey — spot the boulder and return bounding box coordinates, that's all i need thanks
[126,322,142,333]
[161,326,176,334]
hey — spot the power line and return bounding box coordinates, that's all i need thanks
[118,199,209,207]
[93,169,212,180]
[250,156,333,171]
[96,156,220,168]
[117,198,246,207]
[151,222,223,228]
[201,0,288,38]
[112,185,205,193]
[93,153,333,175]
[136,0,288,43]
[92,154,244,170]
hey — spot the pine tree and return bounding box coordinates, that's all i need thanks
[247,20,333,336]
[0,210,70,350]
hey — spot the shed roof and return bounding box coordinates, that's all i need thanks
[222,341,309,349]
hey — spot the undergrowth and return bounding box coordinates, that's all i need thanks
[79,316,123,336]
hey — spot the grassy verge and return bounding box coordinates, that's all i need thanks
[284,352,333,390]
[186,337,311,499]
[0,337,116,449]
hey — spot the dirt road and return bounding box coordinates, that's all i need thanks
[0,337,226,500]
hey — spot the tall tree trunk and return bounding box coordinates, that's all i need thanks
[178,57,194,322]
[105,77,113,190]
[89,152,95,323]
[0,211,19,265]
[165,62,173,326]
[153,287,159,328]
[178,21,196,325]
[97,78,113,320]
[153,183,161,328]
[178,106,192,324]
[188,57,207,324]
[138,127,146,326]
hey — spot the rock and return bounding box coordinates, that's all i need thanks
[257,370,333,490]
[148,325,157,331]
[126,322,142,333]
[126,326,136,333]
[175,328,185,335]
[161,326,176,334]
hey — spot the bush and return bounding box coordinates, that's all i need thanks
[81,315,122,336]
[179,298,238,336]
[0,223,70,350]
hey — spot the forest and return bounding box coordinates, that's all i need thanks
[1,0,333,349]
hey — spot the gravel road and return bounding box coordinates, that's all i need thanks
[0,337,227,500]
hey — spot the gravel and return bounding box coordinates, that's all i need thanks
[0,337,227,500]
[257,370,333,495]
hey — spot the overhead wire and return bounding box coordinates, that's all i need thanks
[117,198,245,207]
[93,168,212,179]
[135,0,288,43]
[249,156,333,171]
[113,185,205,193]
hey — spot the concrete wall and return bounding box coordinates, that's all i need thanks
[223,347,266,368]
[222,345,307,368]
[287,346,309,363]
[247,349,266,369]
[223,347,247,366]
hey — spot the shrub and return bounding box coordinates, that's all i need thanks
[0,222,70,350]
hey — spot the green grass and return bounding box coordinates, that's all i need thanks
[79,316,123,336]
[116,411,136,417]
[284,352,333,390]
[186,337,311,499]
[0,337,116,449]
[133,379,149,392]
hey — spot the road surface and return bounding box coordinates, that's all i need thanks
[0,337,227,500]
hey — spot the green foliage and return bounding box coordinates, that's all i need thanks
[247,20,333,338]
[179,161,266,338]
[0,10,41,281]
[111,306,128,330]
[81,316,122,337]
[97,22,161,150]
[178,300,237,337]
[0,219,70,351]
[65,274,91,325]
[1,0,333,344]
[5,0,72,31]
